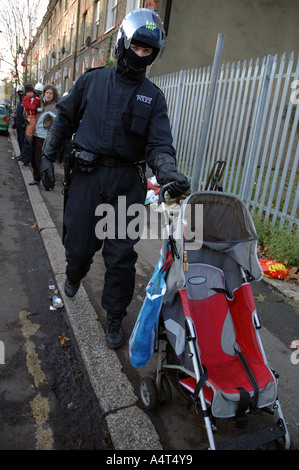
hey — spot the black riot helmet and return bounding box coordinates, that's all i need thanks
[114,8,166,65]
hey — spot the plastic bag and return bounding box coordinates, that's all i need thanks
[259,259,289,280]
[129,256,166,368]
[147,177,160,195]
[146,189,159,205]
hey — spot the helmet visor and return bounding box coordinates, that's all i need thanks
[122,9,165,52]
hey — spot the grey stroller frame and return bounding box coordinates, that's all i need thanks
[139,185,291,450]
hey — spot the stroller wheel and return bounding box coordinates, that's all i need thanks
[158,376,172,405]
[140,377,158,410]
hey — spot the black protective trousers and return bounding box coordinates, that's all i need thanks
[63,164,147,315]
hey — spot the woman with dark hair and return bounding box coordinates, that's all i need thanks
[29,84,58,187]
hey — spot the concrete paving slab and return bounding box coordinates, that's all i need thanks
[105,406,163,450]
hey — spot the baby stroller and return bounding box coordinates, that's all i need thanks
[136,185,291,450]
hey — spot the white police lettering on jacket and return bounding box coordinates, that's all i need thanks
[136,94,152,105]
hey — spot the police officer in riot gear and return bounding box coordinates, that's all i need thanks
[34,82,44,97]
[41,8,190,349]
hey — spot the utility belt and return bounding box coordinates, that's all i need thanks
[72,149,145,172]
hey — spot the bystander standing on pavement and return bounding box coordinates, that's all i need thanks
[29,84,58,187]
[20,84,41,166]
[41,8,190,350]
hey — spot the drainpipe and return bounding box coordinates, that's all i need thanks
[164,0,172,36]
[72,0,81,83]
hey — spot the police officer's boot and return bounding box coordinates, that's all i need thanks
[105,312,125,349]
[64,277,81,298]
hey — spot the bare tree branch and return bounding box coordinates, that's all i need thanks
[0,0,45,82]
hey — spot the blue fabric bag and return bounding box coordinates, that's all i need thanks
[129,256,167,368]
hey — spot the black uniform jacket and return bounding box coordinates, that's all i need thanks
[16,99,26,129]
[43,63,176,165]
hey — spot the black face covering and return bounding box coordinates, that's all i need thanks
[124,47,152,72]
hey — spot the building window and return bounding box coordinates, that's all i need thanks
[93,0,101,40]
[62,32,67,55]
[64,76,70,94]
[51,47,55,68]
[57,39,61,65]
[59,0,63,18]
[70,24,74,55]
[126,0,139,15]
[39,57,44,81]
[82,10,88,47]
[106,0,117,31]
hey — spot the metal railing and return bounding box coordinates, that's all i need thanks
[152,52,299,231]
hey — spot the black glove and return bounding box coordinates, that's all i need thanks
[41,156,55,191]
[150,155,190,198]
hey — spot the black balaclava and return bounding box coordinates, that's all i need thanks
[117,40,155,81]
[124,46,153,72]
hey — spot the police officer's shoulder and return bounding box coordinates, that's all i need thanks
[84,65,106,74]
[83,66,113,82]
[146,78,166,99]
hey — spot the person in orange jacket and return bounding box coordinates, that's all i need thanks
[20,84,42,165]
[22,84,40,137]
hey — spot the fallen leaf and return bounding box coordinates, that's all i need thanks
[288,267,299,280]
[59,333,70,347]
[31,222,38,228]
[290,340,299,349]
[255,294,266,302]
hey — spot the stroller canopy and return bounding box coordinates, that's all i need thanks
[164,191,263,305]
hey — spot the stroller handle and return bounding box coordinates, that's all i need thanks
[159,182,175,204]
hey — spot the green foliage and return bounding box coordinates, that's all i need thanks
[105,35,116,68]
[105,59,116,68]
[253,214,299,267]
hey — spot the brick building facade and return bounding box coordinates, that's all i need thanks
[25,0,162,96]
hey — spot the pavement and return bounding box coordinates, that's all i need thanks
[8,128,299,450]
[8,130,163,451]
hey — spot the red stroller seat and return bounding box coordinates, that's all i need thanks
[177,263,277,419]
